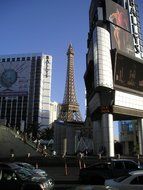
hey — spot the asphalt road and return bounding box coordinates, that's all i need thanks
[55,186,107,190]
[42,166,107,190]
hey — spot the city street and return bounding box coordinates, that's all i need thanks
[42,166,106,189]
[1,125,142,190]
[0,125,107,189]
[0,0,143,189]
[43,166,79,189]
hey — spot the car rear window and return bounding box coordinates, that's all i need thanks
[130,176,143,184]
[124,161,138,169]
[89,163,111,169]
[113,161,124,169]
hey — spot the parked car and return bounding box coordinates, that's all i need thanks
[0,162,21,171]
[69,185,112,190]
[0,163,54,190]
[14,162,47,177]
[105,170,143,190]
[79,159,142,185]
[69,185,110,190]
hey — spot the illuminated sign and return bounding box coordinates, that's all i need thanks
[114,52,143,93]
[105,0,130,32]
[110,24,134,55]
[45,57,49,78]
[129,0,143,56]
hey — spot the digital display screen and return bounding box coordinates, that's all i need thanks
[114,52,143,93]
[110,24,134,55]
[105,0,130,32]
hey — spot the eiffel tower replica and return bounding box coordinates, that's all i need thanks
[58,44,82,122]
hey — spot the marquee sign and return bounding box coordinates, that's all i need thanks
[129,0,143,57]
[113,51,143,94]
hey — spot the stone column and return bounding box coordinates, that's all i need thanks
[137,118,143,155]
[102,113,114,157]
[124,141,129,155]
[93,120,102,155]
[133,123,137,153]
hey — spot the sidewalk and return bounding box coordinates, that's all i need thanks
[0,126,41,158]
[10,128,52,157]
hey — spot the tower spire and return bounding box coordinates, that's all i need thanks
[58,44,82,122]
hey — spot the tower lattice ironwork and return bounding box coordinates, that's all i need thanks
[58,44,82,122]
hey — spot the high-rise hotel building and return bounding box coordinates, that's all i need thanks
[85,0,143,156]
[0,53,52,135]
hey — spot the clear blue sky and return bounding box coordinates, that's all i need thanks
[137,0,143,32]
[0,0,90,119]
[0,0,142,122]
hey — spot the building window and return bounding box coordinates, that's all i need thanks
[2,59,5,62]
[46,56,50,62]
[17,57,20,61]
[22,57,25,61]
[37,56,41,60]
[12,58,15,62]
[27,57,30,61]
[7,58,10,62]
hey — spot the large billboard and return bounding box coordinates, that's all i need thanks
[105,0,130,32]
[114,52,143,93]
[0,60,31,96]
[110,24,134,55]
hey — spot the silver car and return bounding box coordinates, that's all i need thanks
[15,162,47,177]
[105,170,143,190]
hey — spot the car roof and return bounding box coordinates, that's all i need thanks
[0,162,20,169]
[87,159,138,168]
[129,170,143,175]
[92,159,136,164]
[87,162,112,168]
[111,159,136,162]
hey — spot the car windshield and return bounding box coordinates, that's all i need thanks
[16,163,35,170]
[22,163,35,170]
[15,168,32,180]
[114,174,131,182]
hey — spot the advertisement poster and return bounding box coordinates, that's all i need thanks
[110,24,134,55]
[0,60,31,96]
[114,53,143,93]
[106,0,130,32]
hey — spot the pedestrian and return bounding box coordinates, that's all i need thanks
[98,145,106,156]
[43,145,47,156]
[62,152,68,176]
[78,152,86,169]
[10,149,14,158]
[36,139,40,151]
